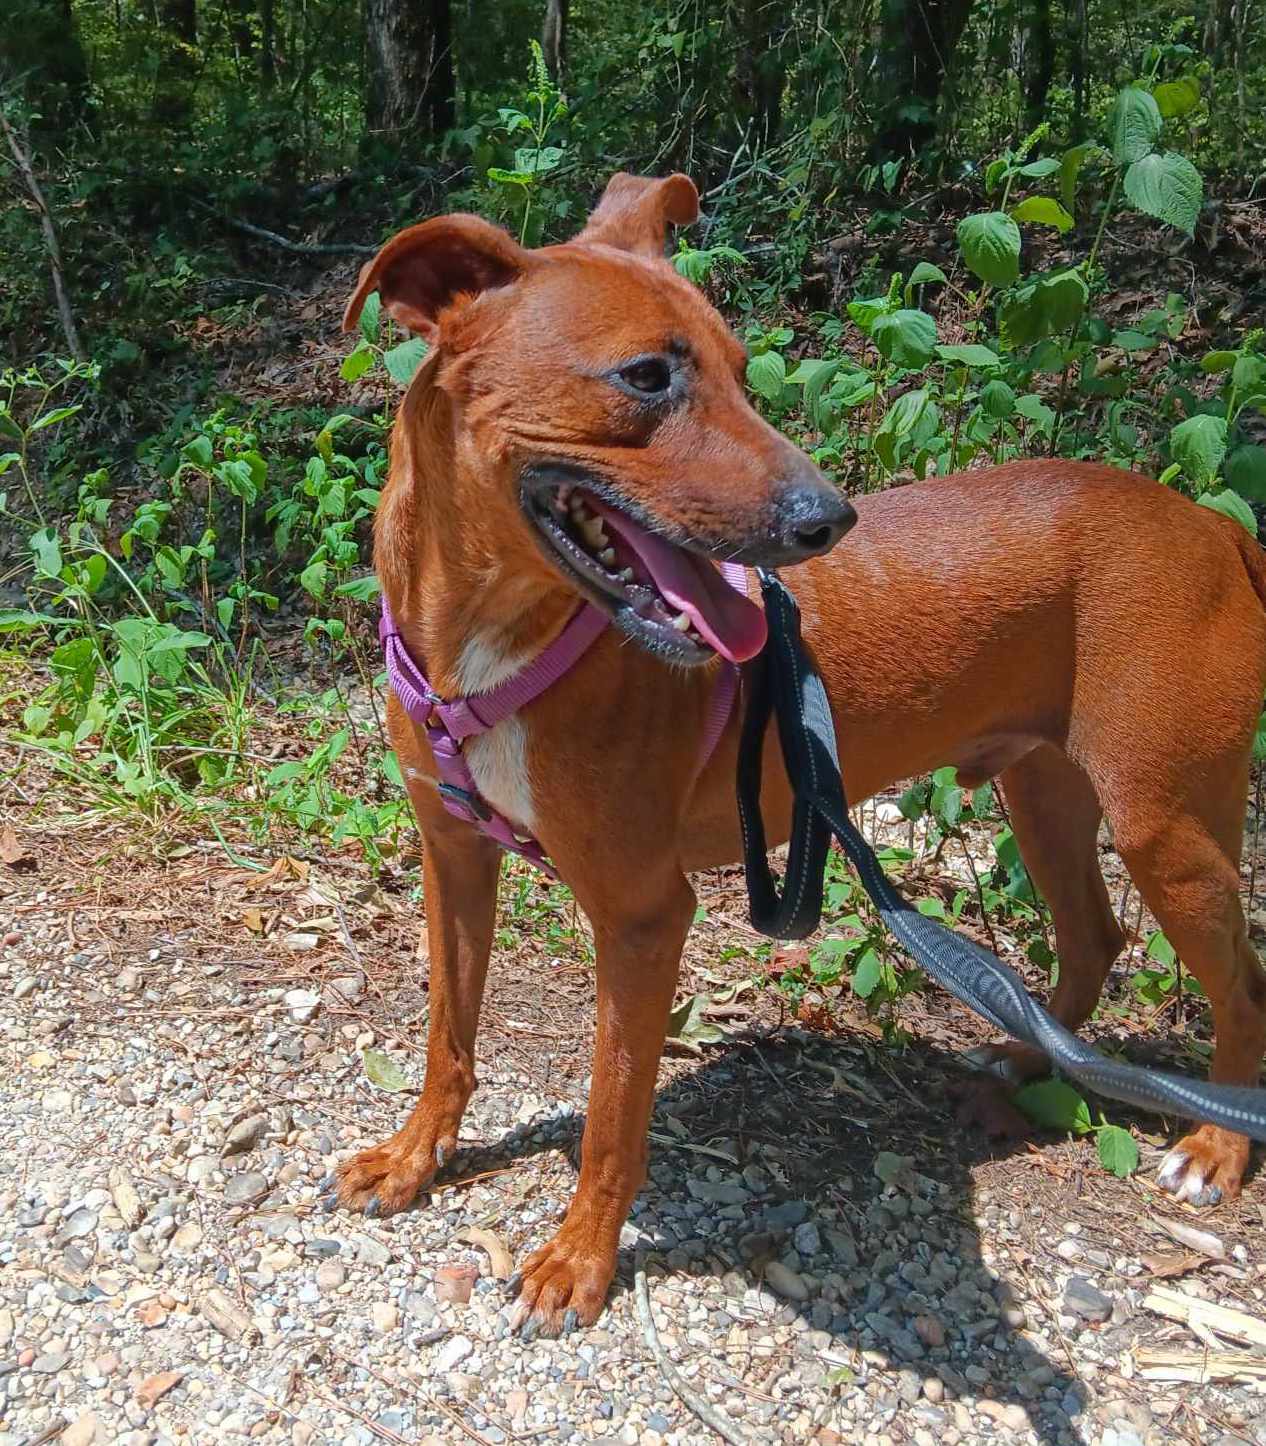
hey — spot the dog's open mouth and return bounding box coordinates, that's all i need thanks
[524,478,768,665]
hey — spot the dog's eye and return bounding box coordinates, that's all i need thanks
[619,358,672,395]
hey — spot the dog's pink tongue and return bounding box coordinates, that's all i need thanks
[594,505,767,663]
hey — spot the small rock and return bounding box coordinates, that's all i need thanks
[59,1207,98,1240]
[324,973,366,1006]
[117,967,142,992]
[434,1264,477,1304]
[434,1334,474,1372]
[912,1314,946,1348]
[136,1370,183,1408]
[317,1261,347,1293]
[1064,1275,1112,1323]
[793,1221,822,1256]
[223,1114,267,1155]
[33,1351,70,1373]
[224,1171,270,1206]
[371,1302,399,1333]
[763,1260,809,1302]
[13,975,38,999]
[766,1200,811,1228]
[351,1233,392,1266]
[61,1412,101,1446]
[1055,1239,1084,1262]
[923,1378,945,1403]
[136,1300,168,1329]
[171,1222,203,1252]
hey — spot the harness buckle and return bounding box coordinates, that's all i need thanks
[437,782,493,823]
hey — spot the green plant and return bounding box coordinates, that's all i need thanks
[484,41,571,246]
[1014,1078,1141,1179]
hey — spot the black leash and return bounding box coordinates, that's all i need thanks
[737,568,1266,1142]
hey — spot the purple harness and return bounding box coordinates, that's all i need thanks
[380,566,747,876]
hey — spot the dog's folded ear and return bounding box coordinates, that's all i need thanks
[576,172,700,258]
[342,215,530,340]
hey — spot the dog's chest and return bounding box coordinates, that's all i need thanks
[454,636,537,832]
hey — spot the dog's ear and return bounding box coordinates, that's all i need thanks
[342,215,530,340]
[576,172,699,258]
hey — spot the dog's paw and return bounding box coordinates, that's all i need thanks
[325,1130,455,1218]
[1157,1124,1248,1207]
[505,1228,614,1339]
[953,1077,1033,1140]
[962,1041,1048,1087]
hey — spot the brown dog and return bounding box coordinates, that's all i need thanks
[333,172,1266,1334]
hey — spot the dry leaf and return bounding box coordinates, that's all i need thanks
[0,825,35,871]
[1141,1250,1205,1280]
[241,908,265,934]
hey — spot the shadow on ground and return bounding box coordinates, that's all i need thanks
[431,1030,1094,1445]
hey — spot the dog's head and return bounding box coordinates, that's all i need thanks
[344,172,855,666]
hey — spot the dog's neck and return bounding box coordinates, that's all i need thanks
[375,366,582,699]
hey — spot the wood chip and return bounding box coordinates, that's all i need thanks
[1151,1215,1226,1260]
[454,1226,513,1280]
[198,1288,260,1344]
[136,1370,183,1407]
[1140,1250,1205,1280]
[1133,1345,1266,1384]
[1142,1284,1266,1347]
[109,1168,144,1230]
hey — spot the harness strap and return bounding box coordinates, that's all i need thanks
[738,568,1266,1143]
[382,560,747,874]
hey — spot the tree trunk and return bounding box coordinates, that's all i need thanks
[1069,0,1089,141]
[153,0,198,124]
[1023,0,1055,133]
[541,0,569,83]
[260,0,277,88]
[733,0,784,145]
[0,0,90,128]
[872,0,974,159]
[364,0,454,143]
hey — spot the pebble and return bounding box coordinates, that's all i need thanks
[764,1261,810,1301]
[224,1171,270,1205]
[371,1301,399,1332]
[435,1264,477,1303]
[434,1335,474,1372]
[61,1412,100,1446]
[317,1260,347,1292]
[224,1113,268,1154]
[1064,1275,1113,1323]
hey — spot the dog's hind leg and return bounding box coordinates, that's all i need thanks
[508,867,696,1336]
[961,746,1124,1094]
[1111,767,1266,1205]
[335,818,501,1217]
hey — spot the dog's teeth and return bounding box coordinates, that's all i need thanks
[578,518,607,549]
[598,548,616,567]
[672,612,692,632]
[619,567,635,583]
[570,497,590,518]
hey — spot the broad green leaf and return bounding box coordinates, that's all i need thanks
[666,993,724,1046]
[487,167,532,186]
[1152,77,1201,118]
[1112,330,1154,352]
[1109,86,1163,165]
[1198,488,1257,537]
[358,289,382,345]
[1146,929,1177,967]
[341,343,375,383]
[1059,143,1098,214]
[30,527,63,579]
[1016,394,1056,434]
[1018,157,1061,178]
[935,343,1001,369]
[980,380,1016,417]
[1170,414,1228,486]
[1123,152,1202,236]
[907,261,948,289]
[956,212,1022,288]
[1226,446,1266,500]
[383,338,429,387]
[0,609,59,633]
[1009,196,1074,234]
[513,144,564,176]
[299,558,329,598]
[182,435,214,467]
[333,574,382,603]
[851,949,884,999]
[847,295,890,333]
[1200,350,1237,374]
[1233,354,1266,391]
[871,308,937,369]
[1096,1125,1140,1178]
[29,404,82,434]
[998,270,1087,348]
[785,357,840,384]
[747,350,787,402]
[362,1047,409,1092]
[1015,1078,1093,1134]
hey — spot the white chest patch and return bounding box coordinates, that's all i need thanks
[453,635,537,832]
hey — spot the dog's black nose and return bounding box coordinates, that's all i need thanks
[770,480,857,562]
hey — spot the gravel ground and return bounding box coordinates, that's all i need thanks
[4,811,1266,1446]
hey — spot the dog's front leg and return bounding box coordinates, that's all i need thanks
[334,821,501,1216]
[509,871,696,1336]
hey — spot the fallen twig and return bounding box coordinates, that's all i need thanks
[1143,1284,1266,1348]
[191,199,375,255]
[634,1251,750,1445]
